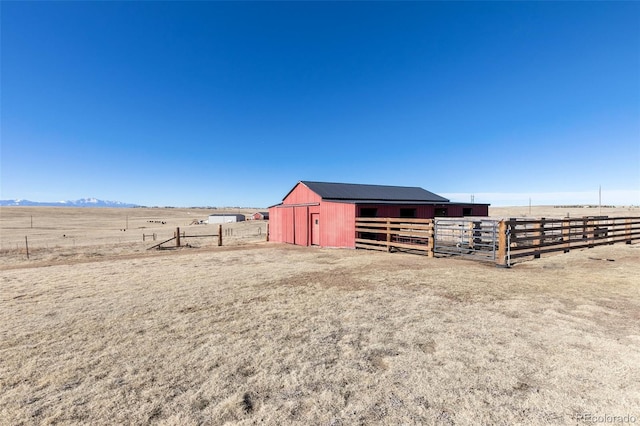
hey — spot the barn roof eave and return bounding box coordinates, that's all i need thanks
[322,199,451,205]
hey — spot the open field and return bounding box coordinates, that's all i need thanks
[0,207,267,269]
[1,206,639,424]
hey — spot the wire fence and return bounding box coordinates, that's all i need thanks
[1,218,269,264]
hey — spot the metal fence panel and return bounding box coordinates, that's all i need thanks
[434,218,500,261]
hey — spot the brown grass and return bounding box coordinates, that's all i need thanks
[489,205,639,219]
[1,207,639,424]
[0,207,267,269]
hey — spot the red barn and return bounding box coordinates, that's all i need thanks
[251,211,269,220]
[268,181,489,248]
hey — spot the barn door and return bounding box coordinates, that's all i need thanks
[311,213,320,246]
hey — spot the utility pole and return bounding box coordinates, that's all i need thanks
[599,185,602,215]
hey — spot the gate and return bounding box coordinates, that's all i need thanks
[434,218,500,262]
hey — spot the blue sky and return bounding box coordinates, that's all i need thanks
[1,1,638,207]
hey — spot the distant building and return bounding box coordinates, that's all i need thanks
[251,211,269,221]
[208,214,245,224]
[268,181,489,248]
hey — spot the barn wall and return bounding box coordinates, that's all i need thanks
[436,203,491,217]
[269,182,322,245]
[283,183,322,205]
[356,204,436,219]
[435,203,490,217]
[298,205,320,245]
[471,204,489,216]
[353,203,490,222]
[268,206,280,242]
[268,206,293,244]
[293,206,308,246]
[269,206,295,244]
[320,201,356,248]
[268,208,276,240]
[442,204,463,217]
[268,204,321,246]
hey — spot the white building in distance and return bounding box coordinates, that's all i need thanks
[208,214,246,224]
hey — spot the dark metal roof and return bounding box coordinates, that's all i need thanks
[299,181,450,203]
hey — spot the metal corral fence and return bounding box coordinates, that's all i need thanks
[355,216,640,266]
[500,216,640,266]
[433,218,500,262]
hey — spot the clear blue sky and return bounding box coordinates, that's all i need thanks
[1,1,639,207]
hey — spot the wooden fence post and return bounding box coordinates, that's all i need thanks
[176,227,181,247]
[266,223,269,242]
[562,218,571,253]
[533,218,544,259]
[586,218,595,248]
[386,218,391,252]
[218,224,222,246]
[625,218,632,244]
[427,220,434,258]
[497,220,507,266]
[25,236,29,260]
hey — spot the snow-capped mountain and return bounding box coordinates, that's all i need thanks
[0,198,139,207]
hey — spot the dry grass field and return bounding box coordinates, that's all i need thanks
[1,206,639,425]
[0,207,267,269]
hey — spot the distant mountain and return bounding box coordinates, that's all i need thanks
[0,198,139,208]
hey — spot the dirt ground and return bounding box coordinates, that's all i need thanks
[1,207,639,425]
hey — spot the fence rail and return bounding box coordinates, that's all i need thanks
[433,218,499,262]
[148,226,222,250]
[355,216,640,266]
[355,218,434,255]
[502,216,640,265]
